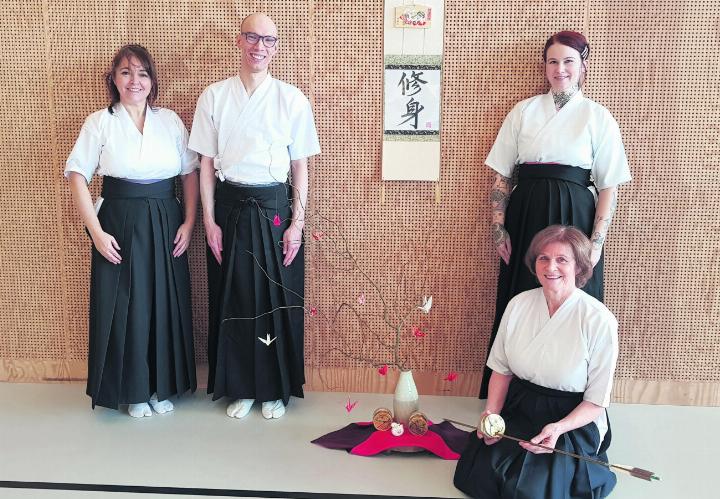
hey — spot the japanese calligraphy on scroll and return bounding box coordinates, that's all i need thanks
[384,61,441,134]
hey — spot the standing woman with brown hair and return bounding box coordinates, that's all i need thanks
[66,44,198,417]
[480,31,631,397]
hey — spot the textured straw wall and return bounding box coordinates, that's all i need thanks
[0,1,718,405]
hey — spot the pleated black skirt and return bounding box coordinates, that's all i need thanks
[207,182,305,404]
[87,177,196,409]
[481,165,603,397]
[456,378,615,499]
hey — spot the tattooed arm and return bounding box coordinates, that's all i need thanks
[490,172,513,264]
[590,186,618,267]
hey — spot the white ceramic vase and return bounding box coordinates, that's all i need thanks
[393,369,419,427]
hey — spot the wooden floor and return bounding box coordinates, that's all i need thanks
[0,382,715,498]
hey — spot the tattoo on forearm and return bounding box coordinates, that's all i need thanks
[490,189,509,211]
[490,175,512,246]
[491,222,508,246]
[495,175,512,192]
[609,189,618,218]
[591,189,618,249]
[590,231,606,248]
[490,175,512,213]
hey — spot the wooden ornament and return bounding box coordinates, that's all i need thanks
[372,407,393,431]
[408,410,429,436]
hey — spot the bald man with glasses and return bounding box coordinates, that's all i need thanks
[189,13,320,421]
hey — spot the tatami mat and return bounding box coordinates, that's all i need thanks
[0,383,714,498]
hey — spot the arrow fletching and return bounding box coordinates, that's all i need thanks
[611,464,660,481]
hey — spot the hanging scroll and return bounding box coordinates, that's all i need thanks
[382,1,444,181]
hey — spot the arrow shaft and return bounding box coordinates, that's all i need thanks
[444,419,610,468]
[498,434,610,469]
[443,418,658,481]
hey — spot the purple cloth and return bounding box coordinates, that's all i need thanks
[311,422,375,450]
[429,421,472,454]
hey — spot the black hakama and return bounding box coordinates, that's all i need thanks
[207,182,305,405]
[456,378,615,499]
[480,164,603,397]
[87,177,196,409]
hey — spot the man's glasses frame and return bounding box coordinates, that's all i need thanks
[241,32,278,48]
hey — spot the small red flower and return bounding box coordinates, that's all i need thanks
[378,364,388,376]
[444,371,458,382]
[312,230,324,241]
[273,214,281,226]
[309,306,318,317]
[411,326,426,338]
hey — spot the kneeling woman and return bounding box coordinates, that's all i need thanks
[455,225,618,498]
[66,45,198,417]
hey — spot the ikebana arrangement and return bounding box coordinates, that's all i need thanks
[302,209,444,427]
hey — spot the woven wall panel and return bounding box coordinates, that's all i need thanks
[587,0,720,382]
[0,1,68,360]
[0,0,718,403]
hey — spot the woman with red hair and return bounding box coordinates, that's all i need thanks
[480,31,631,398]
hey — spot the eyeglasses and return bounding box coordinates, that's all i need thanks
[241,32,278,48]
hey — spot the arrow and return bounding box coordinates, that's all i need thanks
[258,333,276,346]
[443,418,660,482]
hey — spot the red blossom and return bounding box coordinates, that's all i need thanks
[309,306,318,317]
[312,230,324,241]
[378,364,388,376]
[273,214,281,226]
[444,371,458,382]
[411,326,426,338]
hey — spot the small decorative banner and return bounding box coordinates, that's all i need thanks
[394,4,432,28]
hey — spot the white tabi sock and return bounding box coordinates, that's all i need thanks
[149,393,174,414]
[128,402,152,418]
[261,400,285,419]
[227,398,255,419]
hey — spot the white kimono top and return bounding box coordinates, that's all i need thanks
[188,74,321,185]
[487,287,619,440]
[486,91,631,190]
[65,104,198,183]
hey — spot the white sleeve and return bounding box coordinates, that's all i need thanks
[188,87,219,159]
[583,310,619,407]
[485,100,523,178]
[171,112,199,175]
[288,94,321,160]
[486,297,517,376]
[65,113,103,183]
[591,110,631,190]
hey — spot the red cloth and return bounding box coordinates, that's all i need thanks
[311,420,469,460]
